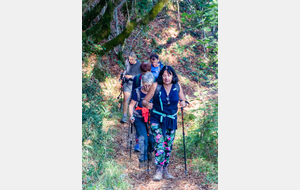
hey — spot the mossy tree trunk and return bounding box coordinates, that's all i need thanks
[82,0,170,58]
[95,0,170,56]
[85,0,115,43]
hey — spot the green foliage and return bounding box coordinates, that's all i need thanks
[82,76,130,189]
[93,161,132,190]
[98,20,138,56]
[85,0,114,43]
[180,0,218,74]
[174,87,218,184]
[82,0,106,30]
[121,0,133,16]
[82,34,104,61]
[82,0,89,12]
[117,51,125,67]
[93,67,106,82]
[82,76,106,189]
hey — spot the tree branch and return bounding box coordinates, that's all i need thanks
[85,0,115,43]
[96,0,170,56]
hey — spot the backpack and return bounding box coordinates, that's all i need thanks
[135,74,142,88]
[132,87,143,118]
[153,83,180,101]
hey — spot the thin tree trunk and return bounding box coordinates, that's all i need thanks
[177,0,181,30]
[125,0,130,23]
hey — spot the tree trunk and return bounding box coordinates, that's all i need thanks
[96,0,170,56]
[82,0,107,30]
[85,0,115,43]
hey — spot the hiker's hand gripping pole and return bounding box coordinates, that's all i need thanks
[181,100,190,174]
[147,111,151,173]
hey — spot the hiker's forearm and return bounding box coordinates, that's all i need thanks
[129,100,135,117]
[142,100,147,107]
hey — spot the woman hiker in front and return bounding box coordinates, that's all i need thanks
[142,65,186,181]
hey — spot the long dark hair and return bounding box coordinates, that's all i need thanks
[156,65,179,85]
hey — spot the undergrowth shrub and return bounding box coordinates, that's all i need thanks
[94,160,132,190]
[82,75,130,189]
[175,86,218,184]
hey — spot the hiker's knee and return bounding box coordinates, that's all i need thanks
[138,135,145,142]
[124,92,130,98]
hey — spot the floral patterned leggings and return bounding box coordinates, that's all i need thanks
[151,123,176,167]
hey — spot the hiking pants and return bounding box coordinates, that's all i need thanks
[151,123,176,167]
[134,117,148,162]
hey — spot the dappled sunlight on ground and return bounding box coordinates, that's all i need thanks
[100,76,121,99]
[112,123,210,190]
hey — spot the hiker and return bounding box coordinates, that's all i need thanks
[120,52,142,123]
[131,62,152,152]
[149,54,164,80]
[131,62,152,97]
[142,65,186,181]
[129,72,155,168]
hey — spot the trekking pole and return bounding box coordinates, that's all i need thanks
[147,111,151,173]
[181,101,190,174]
[181,107,187,174]
[127,122,130,149]
[117,72,124,111]
[130,122,133,158]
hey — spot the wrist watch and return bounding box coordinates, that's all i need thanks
[180,99,183,102]
[130,117,134,120]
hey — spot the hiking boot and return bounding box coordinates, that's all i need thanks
[163,166,173,179]
[153,165,163,181]
[120,115,127,123]
[139,160,147,168]
[134,144,140,152]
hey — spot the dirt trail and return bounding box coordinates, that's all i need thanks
[99,75,217,189]
[111,120,211,190]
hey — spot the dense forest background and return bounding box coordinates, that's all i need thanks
[82,0,218,189]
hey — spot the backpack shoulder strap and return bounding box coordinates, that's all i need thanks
[174,83,180,94]
[136,88,140,102]
[134,87,141,109]
[135,74,141,87]
[158,62,162,72]
[153,84,162,100]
